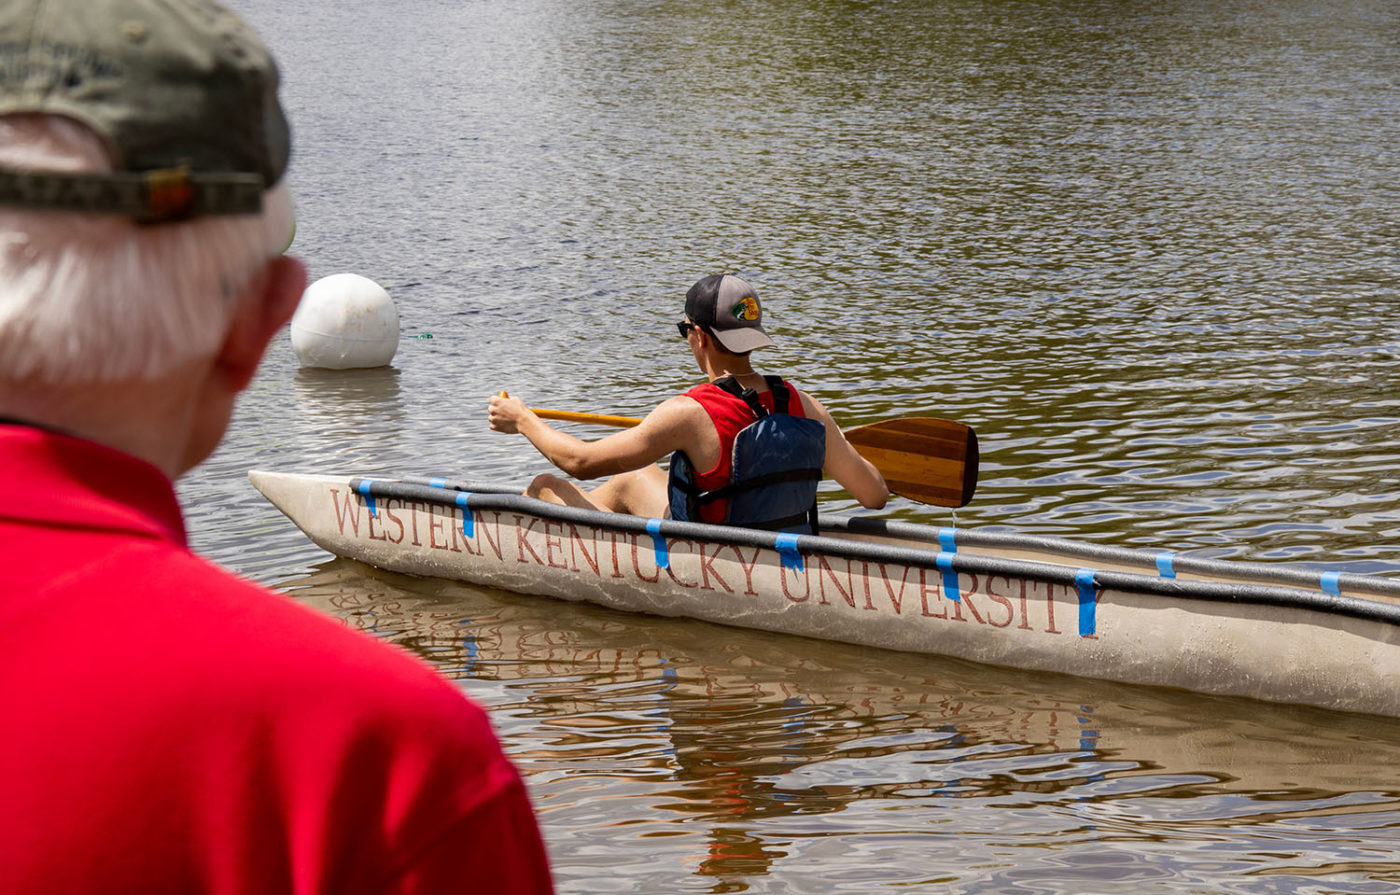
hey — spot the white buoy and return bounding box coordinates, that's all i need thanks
[290,273,400,370]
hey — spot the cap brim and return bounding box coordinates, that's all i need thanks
[713,326,776,353]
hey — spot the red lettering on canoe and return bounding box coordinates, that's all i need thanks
[780,562,810,603]
[428,503,449,550]
[569,525,600,576]
[330,488,362,536]
[665,539,699,589]
[983,576,1016,628]
[629,534,661,583]
[542,520,570,570]
[854,562,877,611]
[816,555,858,609]
[1044,581,1063,635]
[696,542,733,593]
[730,545,762,595]
[603,530,627,579]
[383,501,406,544]
[366,501,387,541]
[479,511,504,560]
[514,515,545,566]
[876,563,917,615]
[447,507,475,554]
[950,574,984,624]
[918,567,947,618]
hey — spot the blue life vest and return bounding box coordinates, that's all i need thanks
[667,375,826,533]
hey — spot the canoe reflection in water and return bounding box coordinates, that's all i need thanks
[282,559,1400,888]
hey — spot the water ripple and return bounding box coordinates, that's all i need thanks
[190,0,1400,888]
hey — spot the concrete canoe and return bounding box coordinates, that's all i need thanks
[250,470,1400,718]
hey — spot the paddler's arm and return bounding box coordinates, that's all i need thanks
[797,391,888,509]
[488,393,699,480]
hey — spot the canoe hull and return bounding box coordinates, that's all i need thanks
[251,470,1400,717]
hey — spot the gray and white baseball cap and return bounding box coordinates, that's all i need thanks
[683,274,776,353]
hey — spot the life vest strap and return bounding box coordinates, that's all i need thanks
[694,467,822,506]
[710,374,791,419]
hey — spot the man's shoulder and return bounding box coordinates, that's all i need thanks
[652,391,712,425]
[10,526,508,763]
[1,538,536,893]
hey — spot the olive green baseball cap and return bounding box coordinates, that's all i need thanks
[0,0,289,223]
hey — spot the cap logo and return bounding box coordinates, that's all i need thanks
[730,296,760,322]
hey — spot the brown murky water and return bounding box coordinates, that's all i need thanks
[190,1,1400,890]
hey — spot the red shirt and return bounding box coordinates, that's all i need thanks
[0,425,553,894]
[682,379,806,524]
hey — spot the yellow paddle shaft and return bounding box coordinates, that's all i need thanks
[531,408,641,428]
[498,392,643,429]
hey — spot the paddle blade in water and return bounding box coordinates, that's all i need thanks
[842,417,979,507]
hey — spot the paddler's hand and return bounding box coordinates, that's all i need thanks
[488,392,535,434]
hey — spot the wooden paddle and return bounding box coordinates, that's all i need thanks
[529,406,979,508]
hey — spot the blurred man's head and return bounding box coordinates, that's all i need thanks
[0,0,297,385]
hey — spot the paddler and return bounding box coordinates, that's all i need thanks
[489,273,888,531]
[0,1,552,890]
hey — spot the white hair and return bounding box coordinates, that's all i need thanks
[0,115,295,384]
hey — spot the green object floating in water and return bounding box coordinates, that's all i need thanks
[416,333,434,339]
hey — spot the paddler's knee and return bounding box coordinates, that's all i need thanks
[525,473,568,501]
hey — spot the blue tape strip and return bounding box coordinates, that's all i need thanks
[1156,552,1177,578]
[936,552,961,602]
[938,527,957,553]
[775,533,803,571]
[646,518,670,570]
[1321,571,1341,596]
[357,478,377,517]
[455,492,474,538]
[1076,569,1097,636]
[428,477,448,489]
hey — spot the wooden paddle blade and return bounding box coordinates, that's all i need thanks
[843,417,979,508]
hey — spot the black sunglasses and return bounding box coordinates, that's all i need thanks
[676,321,706,339]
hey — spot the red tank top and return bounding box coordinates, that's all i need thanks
[683,379,806,524]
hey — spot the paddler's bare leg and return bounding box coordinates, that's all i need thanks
[526,464,669,517]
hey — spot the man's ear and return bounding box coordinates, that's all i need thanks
[216,255,307,393]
